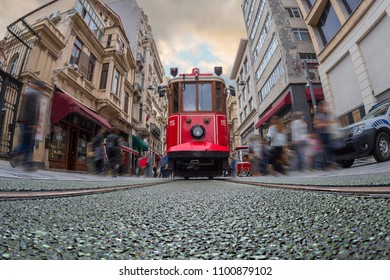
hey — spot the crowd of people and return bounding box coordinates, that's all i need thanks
[233,101,342,177]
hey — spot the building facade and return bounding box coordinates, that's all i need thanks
[297,0,390,126]
[1,0,137,172]
[231,0,323,142]
[107,0,167,169]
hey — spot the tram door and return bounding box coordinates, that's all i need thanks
[67,127,79,170]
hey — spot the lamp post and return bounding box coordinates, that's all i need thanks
[304,60,317,114]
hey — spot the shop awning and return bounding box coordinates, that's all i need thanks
[51,91,111,129]
[255,93,291,129]
[120,145,139,156]
[305,88,324,101]
[132,135,149,151]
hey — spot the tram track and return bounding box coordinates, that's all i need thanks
[0,181,167,201]
[1,178,390,201]
[227,179,390,198]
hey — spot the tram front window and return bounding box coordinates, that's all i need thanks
[199,83,212,111]
[183,83,196,111]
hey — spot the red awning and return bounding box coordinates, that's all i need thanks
[305,88,324,101]
[51,91,111,129]
[120,145,139,156]
[255,93,291,129]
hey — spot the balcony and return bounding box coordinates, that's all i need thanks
[136,53,145,67]
[150,123,161,138]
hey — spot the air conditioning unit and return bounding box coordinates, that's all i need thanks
[48,11,61,23]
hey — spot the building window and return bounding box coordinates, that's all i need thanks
[8,53,19,76]
[240,112,243,124]
[286,7,302,18]
[99,63,109,89]
[69,37,82,65]
[139,103,143,121]
[241,127,255,145]
[249,0,266,42]
[238,95,242,108]
[75,0,104,41]
[317,1,342,45]
[112,68,120,95]
[342,0,362,14]
[86,53,96,81]
[246,0,256,29]
[305,0,316,9]
[259,60,284,102]
[106,34,112,48]
[252,13,272,61]
[292,28,310,41]
[299,53,318,63]
[124,92,129,114]
[256,35,279,81]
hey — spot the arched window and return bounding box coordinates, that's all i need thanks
[7,53,19,75]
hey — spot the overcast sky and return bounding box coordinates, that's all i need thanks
[0,0,247,79]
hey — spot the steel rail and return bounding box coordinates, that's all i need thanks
[0,181,167,201]
[227,179,390,198]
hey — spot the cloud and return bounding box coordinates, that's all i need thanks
[0,0,247,80]
[137,0,246,77]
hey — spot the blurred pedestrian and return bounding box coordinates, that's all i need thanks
[307,133,324,170]
[92,127,106,175]
[267,116,288,175]
[160,153,168,178]
[259,138,270,175]
[230,155,237,177]
[144,152,152,178]
[248,135,262,176]
[291,111,308,171]
[10,80,46,171]
[314,101,337,169]
[106,127,121,177]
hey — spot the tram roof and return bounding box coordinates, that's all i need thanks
[168,75,226,84]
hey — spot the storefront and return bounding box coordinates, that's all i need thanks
[49,91,111,171]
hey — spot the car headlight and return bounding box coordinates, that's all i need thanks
[352,124,365,136]
[191,125,205,139]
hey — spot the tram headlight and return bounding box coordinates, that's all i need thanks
[191,125,206,140]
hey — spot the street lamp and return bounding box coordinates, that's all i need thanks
[52,64,78,80]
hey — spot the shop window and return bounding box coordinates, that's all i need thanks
[49,124,67,161]
[77,130,90,164]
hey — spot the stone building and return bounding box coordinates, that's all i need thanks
[1,0,138,172]
[231,0,323,141]
[296,0,390,126]
[107,0,167,169]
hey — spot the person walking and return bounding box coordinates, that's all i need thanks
[290,111,308,171]
[92,127,106,175]
[106,127,121,177]
[314,101,337,169]
[10,80,46,171]
[267,116,288,175]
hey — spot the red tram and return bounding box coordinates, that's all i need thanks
[161,67,234,179]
